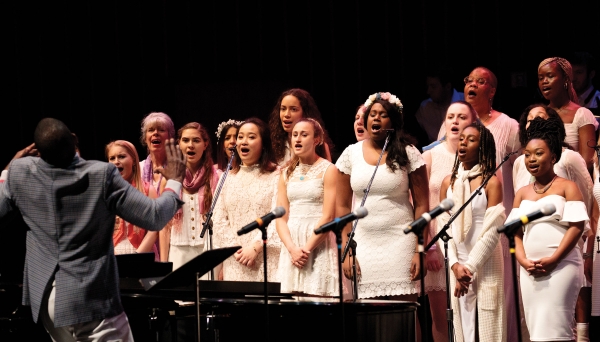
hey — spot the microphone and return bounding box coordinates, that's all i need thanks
[403,198,454,234]
[314,207,368,235]
[497,203,556,234]
[237,207,286,236]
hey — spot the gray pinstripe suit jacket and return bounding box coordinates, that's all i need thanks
[0,155,182,327]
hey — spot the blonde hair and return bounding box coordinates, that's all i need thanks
[105,140,144,193]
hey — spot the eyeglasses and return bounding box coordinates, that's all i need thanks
[464,77,487,86]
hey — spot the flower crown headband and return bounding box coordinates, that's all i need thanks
[215,119,244,141]
[361,92,403,114]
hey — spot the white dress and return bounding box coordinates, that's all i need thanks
[508,195,587,341]
[425,142,455,292]
[563,107,598,152]
[277,159,338,296]
[336,141,425,298]
[213,164,281,282]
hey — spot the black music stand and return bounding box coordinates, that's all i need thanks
[141,246,241,342]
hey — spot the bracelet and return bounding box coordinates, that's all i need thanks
[583,252,593,259]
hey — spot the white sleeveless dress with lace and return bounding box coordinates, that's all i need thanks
[277,159,339,296]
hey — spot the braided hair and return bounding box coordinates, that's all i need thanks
[524,116,563,164]
[518,104,566,148]
[450,121,497,188]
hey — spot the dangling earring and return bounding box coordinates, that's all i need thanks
[564,82,568,90]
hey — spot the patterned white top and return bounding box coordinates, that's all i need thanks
[213,164,281,282]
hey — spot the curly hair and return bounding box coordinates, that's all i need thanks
[362,99,416,172]
[177,122,215,213]
[524,117,564,164]
[234,117,278,174]
[450,121,497,188]
[268,88,333,162]
[518,104,566,148]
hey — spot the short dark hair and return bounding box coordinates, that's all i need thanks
[569,51,596,73]
[34,118,76,167]
[426,65,456,87]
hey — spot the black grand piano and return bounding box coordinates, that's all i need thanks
[118,249,418,342]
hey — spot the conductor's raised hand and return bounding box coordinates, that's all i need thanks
[5,143,39,170]
[155,138,186,183]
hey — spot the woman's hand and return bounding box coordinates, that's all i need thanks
[533,256,559,275]
[234,245,258,268]
[521,258,546,276]
[343,256,361,281]
[218,267,224,281]
[425,249,442,272]
[410,253,422,281]
[454,281,469,298]
[289,245,309,269]
[451,263,472,287]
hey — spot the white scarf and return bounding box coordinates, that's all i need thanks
[452,164,482,243]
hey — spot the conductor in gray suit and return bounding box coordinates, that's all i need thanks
[0,118,186,341]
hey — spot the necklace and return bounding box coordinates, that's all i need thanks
[481,109,493,124]
[298,163,311,181]
[533,175,557,194]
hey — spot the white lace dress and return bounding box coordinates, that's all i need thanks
[336,141,425,298]
[277,159,338,296]
[213,164,281,282]
[425,142,455,292]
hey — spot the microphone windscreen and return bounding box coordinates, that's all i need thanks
[440,197,454,211]
[540,203,556,215]
[355,206,368,218]
[273,206,286,218]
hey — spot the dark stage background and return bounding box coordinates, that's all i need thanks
[1,1,599,281]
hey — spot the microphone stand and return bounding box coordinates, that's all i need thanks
[258,225,270,342]
[341,130,393,301]
[497,225,523,342]
[331,224,347,341]
[200,147,235,280]
[424,151,516,342]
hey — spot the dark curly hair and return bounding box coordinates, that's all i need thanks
[450,121,497,189]
[524,116,563,164]
[518,104,566,148]
[363,99,416,172]
[233,117,278,174]
[268,88,333,162]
